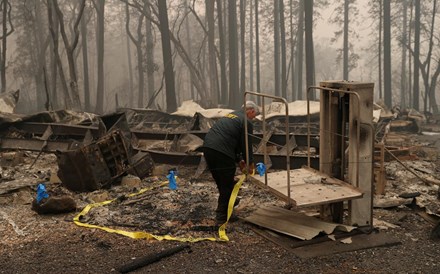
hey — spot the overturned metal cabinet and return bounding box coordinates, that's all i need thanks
[57,130,154,192]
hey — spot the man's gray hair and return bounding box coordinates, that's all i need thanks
[244,100,260,115]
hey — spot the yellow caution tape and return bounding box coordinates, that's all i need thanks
[73,175,246,242]
[218,174,245,241]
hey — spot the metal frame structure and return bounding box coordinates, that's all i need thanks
[244,91,292,203]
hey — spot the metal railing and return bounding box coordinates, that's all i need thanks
[244,91,292,202]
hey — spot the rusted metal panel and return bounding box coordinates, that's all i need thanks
[141,148,319,170]
[0,138,73,152]
[57,143,112,192]
[244,205,356,240]
[57,130,154,192]
[141,149,202,166]
[131,130,207,141]
[12,122,99,139]
[126,152,155,179]
[131,130,320,150]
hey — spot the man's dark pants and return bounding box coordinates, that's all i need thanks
[203,147,236,222]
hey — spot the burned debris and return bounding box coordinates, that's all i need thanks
[1,88,440,264]
[57,129,154,192]
[31,193,77,215]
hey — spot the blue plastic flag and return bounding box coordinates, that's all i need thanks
[256,162,266,176]
[36,183,49,204]
[167,170,177,190]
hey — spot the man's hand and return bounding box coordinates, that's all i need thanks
[249,162,255,175]
[239,160,255,175]
[239,160,246,173]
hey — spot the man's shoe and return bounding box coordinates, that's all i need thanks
[215,212,239,225]
[228,213,239,222]
[215,212,227,224]
[234,197,241,208]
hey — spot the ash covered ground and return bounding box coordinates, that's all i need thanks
[1,147,440,273]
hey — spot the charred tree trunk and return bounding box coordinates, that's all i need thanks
[125,3,145,108]
[47,0,72,109]
[94,0,105,113]
[304,0,315,100]
[53,0,85,110]
[158,0,177,112]
[280,0,287,99]
[228,0,239,109]
[255,0,261,103]
[207,0,219,105]
[383,0,392,108]
[0,0,13,93]
[145,1,156,109]
[400,0,408,108]
[216,0,228,105]
[413,0,420,110]
[295,0,304,100]
[274,0,280,97]
[239,0,246,97]
[81,8,91,112]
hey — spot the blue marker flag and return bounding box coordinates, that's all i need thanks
[256,162,266,176]
[167,170,177,190]
[36,183,49,204]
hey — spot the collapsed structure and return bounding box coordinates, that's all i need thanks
[1,80,439,250]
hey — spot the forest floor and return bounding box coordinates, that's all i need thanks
[1,132,440,274]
